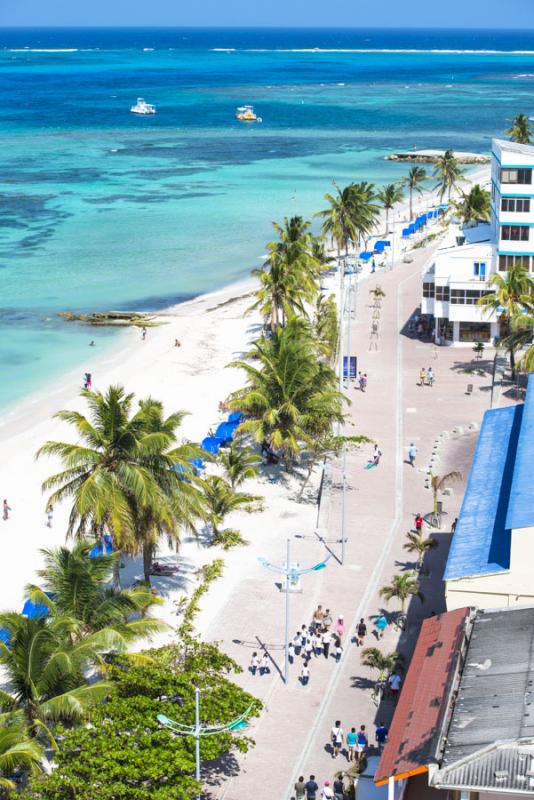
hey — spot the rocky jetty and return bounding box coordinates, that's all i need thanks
[386,149,490,164]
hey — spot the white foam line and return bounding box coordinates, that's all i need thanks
[211,47,534,55]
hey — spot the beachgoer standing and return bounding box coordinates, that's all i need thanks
[305,775,319,800]
[294,631,303,656]
[419,367,427,386]
[388,671,402,700]
[321,781,334,800]
[335,640,343,663]
[408,443,417,468]
[375,722,389,753]
[3,499,11,521]
[294,777,306,800]
[249,652,259,676]
[415,513,424,535]
[331,721,344,758]
[335,615,345,640]
[312,604,325,631]
[427,366,434,386]
[333,776,344,800]
[451,517,458,533]
[288,641,295,665]
[357,618,367,647]
[46,504,53,528]
[141,327,147,341]
[259,652,270,675]
[322,608,333,630]
[322,629,331,659]
[347,727,357,762]
[355,725,368,763]
[375,614,388,639]
[362,373,368,390]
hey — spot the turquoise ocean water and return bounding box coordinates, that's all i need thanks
[1,28,534,411]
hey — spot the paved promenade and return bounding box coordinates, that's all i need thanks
[207,245,507,800]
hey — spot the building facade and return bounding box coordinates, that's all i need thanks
[421,138,534,346]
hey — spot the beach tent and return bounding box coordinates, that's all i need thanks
[89,533,113,559]
[215,421,237,443]
[359,251,373,261]
[228,412,243,424]
[0,628,11,646]
[201,436,224,455]
[402,227,411,237]
[374,241,386,254]
[190,457,205,471]
[21,595,53,619]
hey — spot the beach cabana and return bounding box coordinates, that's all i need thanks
[0,628,11,646]
[402,227,411,237]
[201,436,224,455]
[89,533,113,559]
[359,251,373,262]
[374,241,386,254]
[22,596,52,619]
[227,412,243,424]
[190,457,204,471]
[215,421,236,444]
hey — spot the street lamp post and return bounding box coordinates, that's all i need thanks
[158,692,252,800]
[258,539,331,684]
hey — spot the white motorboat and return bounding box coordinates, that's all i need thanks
[130,98,156,115]
[235,104,262,122]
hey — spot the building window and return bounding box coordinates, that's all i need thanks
[501,197,531,213]
[435,285,449,302]
[473,262,486,279]
[422,282,435,298]
[500,168,533,185]
[437,318,453,342]
[501,225,530,241]
[450,289,490,305]
[498,254,531,271]
[459,321,491,342]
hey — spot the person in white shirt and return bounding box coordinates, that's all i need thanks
[260,652,270,676]
[300,663,310,686]
[330,720,344,758]
[249,652,259,676]
[388,671,402,700]
[322,630,331,659]
[321,780,334,800]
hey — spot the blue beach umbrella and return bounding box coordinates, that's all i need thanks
[227,412,243,424]
[0,628,11,646]
[201,436,224,455]
[89,533,113,559]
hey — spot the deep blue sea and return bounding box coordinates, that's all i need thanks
[2,27,534,411]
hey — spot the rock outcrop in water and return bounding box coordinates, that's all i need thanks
[386,149,490,164]
[59,310,160,327]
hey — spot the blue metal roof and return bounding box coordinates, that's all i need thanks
[444,404,523,581]
[506,373,534,530]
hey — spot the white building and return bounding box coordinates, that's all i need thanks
[421,138,534,346]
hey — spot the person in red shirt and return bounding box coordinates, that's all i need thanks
[415,513,424,534]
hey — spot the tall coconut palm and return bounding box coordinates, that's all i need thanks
[0,613,115,740]
[318,183,359,258]
[478,265,534,374]
[378,183,404,234]
[403,166,427,220]
[348,181,381,249]
[218,444,260,490]
[404,532,438,571]
[501,316,534,375]
[313,294,339,361]
[250,252,308,331]
[507,113,532,145]
[227,319,346,469]
[0,721,43,792]
[24,543,164,643]
[360,648,404,681]
[433,150,465,201]
[430,471,462,515]
[453,184,490,225]
[379,572,424,613]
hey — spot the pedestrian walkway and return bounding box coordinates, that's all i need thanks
[208,246,509,800]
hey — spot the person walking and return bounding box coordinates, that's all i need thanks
[358,371,365,392]
[305,775,319,800]
[321,780,334,800]
[333,776,344,800]
[312,605,325,631]
[375,613,388,639]
[335,615,345,640]
[3,499,11,521]
[322,629,331,659]
[355,725,368,763]
[362,373,368,390]
[322,608,333,630]
[419,367,427,386]
[294,631,303,656]
[249,652,259,676]
[46,504,54,528]
[356,618,367,647]
[427,366,434,386]
[331,720,344,758]
[294,776,306,800]
[388,670,402,701]
[375,722,389,753]
[288,641,295,665]
[334,639,343,663]
[408,443,417,468]
[300,663,310,686]
[451,517,458,533]
[304,637,313,663]
[415,513,424,535]
[313,632,322,657]
[346,727,357,762]
[259,652,270,675]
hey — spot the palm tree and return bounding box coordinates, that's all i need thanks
[453,184,490,225]
[501,316,534,375]
[250,252,307,331]
[378,183,404,234]
[403,166,427,220]
[360,648,404,681]
[318,183,359,258]
[25,543,164,643]
[403,532,438,571]
[218,444,260,490]
[0,613,114,740]
[227,319,345,469]
[478,265,534,374]
[313,294,339,361]
[379,572,424,613]
[0,720,43,792]
[430,471,462,515]
[347,181,381,249]
[507,113,532,145]
[200,475,262,544]
[433,150,465,201]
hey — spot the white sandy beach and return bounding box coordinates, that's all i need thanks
[0,165,489,645]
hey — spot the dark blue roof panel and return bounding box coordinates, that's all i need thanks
[444,404,523,581]
[506,373,534,530]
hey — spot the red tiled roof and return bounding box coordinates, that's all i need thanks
[374,607,470,787]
